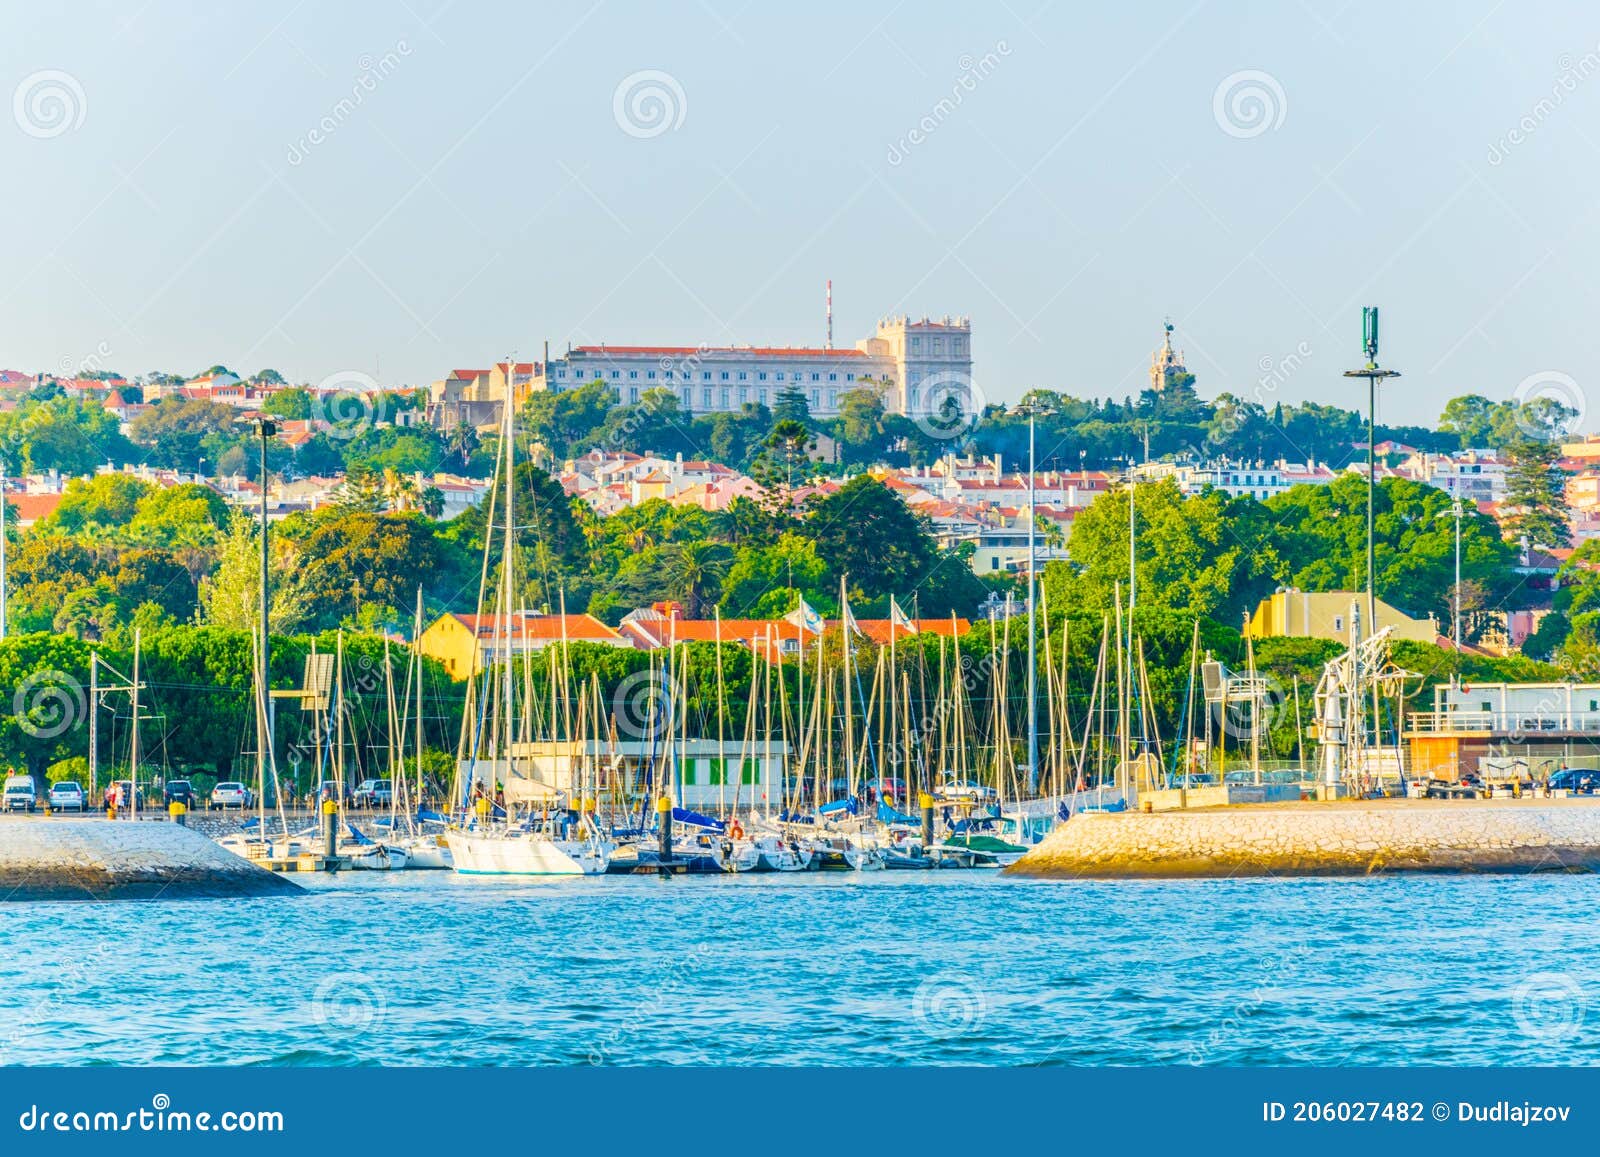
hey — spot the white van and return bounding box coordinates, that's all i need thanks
[4,774,38,813]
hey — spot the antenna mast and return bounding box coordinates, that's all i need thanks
[825,279,833,349]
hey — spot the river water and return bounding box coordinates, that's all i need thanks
[3,872,1597,1065]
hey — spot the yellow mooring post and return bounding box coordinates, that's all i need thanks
[920,792,935,852]
[322,798,337,859]
[656,795,673,878]
[168,800,186,827]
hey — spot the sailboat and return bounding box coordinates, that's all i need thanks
[446,382,612,877]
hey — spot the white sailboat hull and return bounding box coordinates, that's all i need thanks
[343,841,410,870]
[401,832,453,869]
[447,828,610,876]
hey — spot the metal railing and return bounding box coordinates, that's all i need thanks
[1406,710,1600,735]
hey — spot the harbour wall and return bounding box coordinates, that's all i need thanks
[1007,799,1600,878]
[0,819,303,900]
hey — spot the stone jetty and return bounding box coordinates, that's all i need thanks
[1007,798,1600,878]
[0,819,302,900]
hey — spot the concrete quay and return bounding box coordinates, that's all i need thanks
[0,818,303,900]
[1007,798,1600,878]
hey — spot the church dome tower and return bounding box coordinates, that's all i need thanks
[1150,319,1188,392]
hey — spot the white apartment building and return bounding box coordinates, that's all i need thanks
[1401,450,1507,503]
[1140,459,1337,501]
[430,316,973,428]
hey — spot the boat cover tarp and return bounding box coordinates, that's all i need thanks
[876,800,921,824]
[416,807,446,823]
[670,807,725,832]
[343,822,375,845]
[817,798,859,816]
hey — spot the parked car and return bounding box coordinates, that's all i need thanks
[47,781,86,812]
[210,781,255,810]
[352,779,392,808]
[936,780,998,802]
[4,774,37,813]
[162,779,196,808]
[1547,768,1600,795]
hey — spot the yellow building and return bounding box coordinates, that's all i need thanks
[418,613,630,680]
[1244,589,1438,644]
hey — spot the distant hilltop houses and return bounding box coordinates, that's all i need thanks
[14,325,1600,580]
[426,314,975,431]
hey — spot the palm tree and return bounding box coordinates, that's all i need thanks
[661,542,733,618]
[445,421,479,470]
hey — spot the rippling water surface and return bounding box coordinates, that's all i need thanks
[3,872,1598,1065]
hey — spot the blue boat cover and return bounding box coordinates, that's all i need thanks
[670,806,725,832]
[817,798,859,816]
[876,800,920,824]
[416,807,446,823]
[343,822,374,845]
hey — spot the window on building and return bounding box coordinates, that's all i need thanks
[682,388,692,407]
[611,370,620,379]
[647,370,656,379]
[828,372,837,381]
[738,387,748,404]
[811,372,820,381]
[720,389,730,408]
[707,759,726,786]
[828,390,836,407]
[846,373,855,381]
[741,759,758,786]
[629,387,638,402]
[720,372,730,381]
[629,370,638,379]
[759,388,768,404]
[702,371,711,381]
[810,389,819,405]
[702,388,712,408]
[1334,616,1343,633]
[758,372,767,381]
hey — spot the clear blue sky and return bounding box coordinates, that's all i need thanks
[3,0,1597,429]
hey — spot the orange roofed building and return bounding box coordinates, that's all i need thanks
[619,603,970,661]
[418,612,630,679]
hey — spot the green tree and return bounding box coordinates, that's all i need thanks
[1049,478,1279,626]
[198,514,313,633]
[1502,439,1571,550]
[720,533,832,618]
[262,387,312,420]
[659,542,733,618]
[522,378,615,460]
[129,397,240,471]
[44,474,156,534]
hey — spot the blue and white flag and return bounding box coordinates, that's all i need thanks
[889,596,915,635]
[785,596,824,635]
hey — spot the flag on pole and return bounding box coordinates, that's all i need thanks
[889,595,915,636]
[841,589,863,637]
[785,595,824,635]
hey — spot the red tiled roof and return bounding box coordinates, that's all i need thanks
[9,493,62,523]
[450,613,621,642]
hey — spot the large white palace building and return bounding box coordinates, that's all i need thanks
[429,315,973,429]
